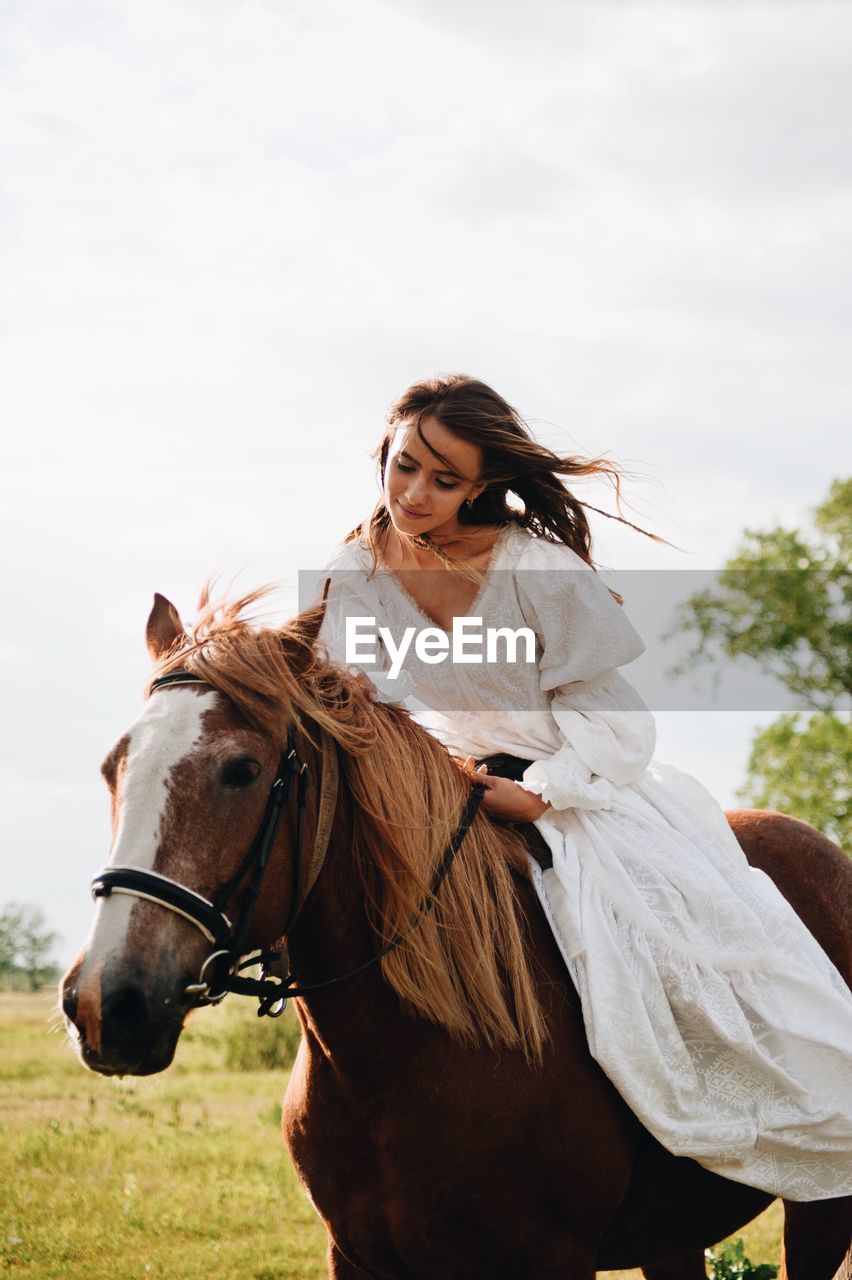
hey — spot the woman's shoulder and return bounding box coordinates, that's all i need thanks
[503,523,592,572]
[507,525,629,623]
[506,525,646,672]
[321,533,374,573]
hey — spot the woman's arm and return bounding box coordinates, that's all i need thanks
[506,538,655,815]
[459,756,551,821]
[516,670,656,811]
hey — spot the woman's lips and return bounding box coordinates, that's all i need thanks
[397,502,428,519]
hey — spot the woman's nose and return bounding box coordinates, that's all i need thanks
[403,478,428,505]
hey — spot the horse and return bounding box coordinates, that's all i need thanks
[61,587,852,1280]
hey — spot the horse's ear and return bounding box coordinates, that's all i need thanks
[146,593,185,660]
[298,578,330,647]
[280,580,329,675]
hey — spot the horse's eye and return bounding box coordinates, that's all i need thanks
[222,758,262,789]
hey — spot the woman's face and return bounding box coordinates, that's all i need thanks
[384,416,485,540]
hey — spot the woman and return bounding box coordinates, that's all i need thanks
[316,372,852,1202]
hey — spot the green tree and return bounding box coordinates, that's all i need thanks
[666,478,850,849]
[0,903,60,990]
[0,904,24,980]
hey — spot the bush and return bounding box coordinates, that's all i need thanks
[705,1238,779,1280]
[219,997,303,1072]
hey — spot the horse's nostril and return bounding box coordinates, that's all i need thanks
[102,984,151,1042]
[62,988,78,1023]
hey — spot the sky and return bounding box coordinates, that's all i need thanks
[2,0,849,967]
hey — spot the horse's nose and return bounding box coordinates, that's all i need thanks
[63,952,182,1075]
[101,982,151,1045]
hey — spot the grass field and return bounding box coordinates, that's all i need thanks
[1,991,783,1279]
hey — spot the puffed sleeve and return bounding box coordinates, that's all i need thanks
[513,538,656,810]
[314,543,415,706]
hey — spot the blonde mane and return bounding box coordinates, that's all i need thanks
[149,584,549,1062]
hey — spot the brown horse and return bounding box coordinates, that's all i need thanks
[61,589,852,1279]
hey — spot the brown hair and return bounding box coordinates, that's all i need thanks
[348,373,669,596]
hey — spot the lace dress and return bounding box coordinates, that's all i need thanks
[316,521,852,1201]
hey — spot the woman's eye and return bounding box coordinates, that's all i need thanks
[395,460,457,489]
[222,759,262,789]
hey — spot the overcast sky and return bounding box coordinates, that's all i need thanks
[2,0,849,966]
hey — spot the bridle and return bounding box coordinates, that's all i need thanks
[91,669,487,1018]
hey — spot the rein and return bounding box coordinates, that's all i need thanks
[91,670,486,1018]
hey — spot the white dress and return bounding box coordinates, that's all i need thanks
[316,521,852,1201]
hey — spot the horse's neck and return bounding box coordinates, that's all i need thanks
[287,796,401,1069]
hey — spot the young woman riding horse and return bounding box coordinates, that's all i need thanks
[318,371,852,1201]
[62,373,852,1277]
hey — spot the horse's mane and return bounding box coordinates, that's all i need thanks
[149,584,549,1062]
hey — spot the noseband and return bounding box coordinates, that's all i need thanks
[91,669,486,1017]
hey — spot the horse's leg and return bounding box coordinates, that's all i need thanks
[327,1239,374,1279]
[780,1198,852,1280]
[642,1250,707,1280]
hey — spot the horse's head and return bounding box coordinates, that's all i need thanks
[61,590,333,1076]
[62,583,548,1074]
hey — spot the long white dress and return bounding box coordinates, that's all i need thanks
[316,521,852,1201]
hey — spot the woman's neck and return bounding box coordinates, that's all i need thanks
[382,520,507,570]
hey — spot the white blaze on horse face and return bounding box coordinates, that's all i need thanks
[84,688,217,971]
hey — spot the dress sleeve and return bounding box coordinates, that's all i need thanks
[513,538,656,811]
[314,545,415,706]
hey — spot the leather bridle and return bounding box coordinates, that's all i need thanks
[91,669,486,1017]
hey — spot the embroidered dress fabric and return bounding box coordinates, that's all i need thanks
[315,522,852,1201]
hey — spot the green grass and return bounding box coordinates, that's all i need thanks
[1,992,326,1279]
[1,992,782,1279]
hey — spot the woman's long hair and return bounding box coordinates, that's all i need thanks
[346,372,670,599]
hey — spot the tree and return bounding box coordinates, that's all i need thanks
[0,903,61,990]
[0,904,23,979]
[665,478,850,849]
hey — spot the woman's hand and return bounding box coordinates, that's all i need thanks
[460,757,550,823]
